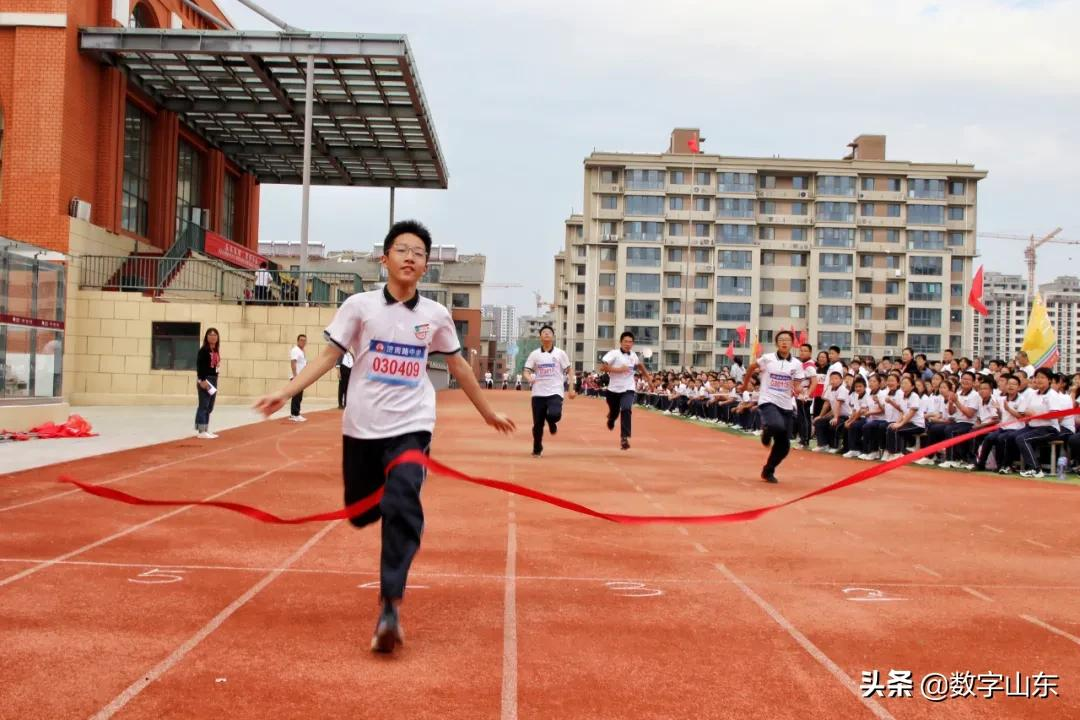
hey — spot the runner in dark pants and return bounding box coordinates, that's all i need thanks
[741,331,817,483]
[600,331,652,451]
[522,325,575,457]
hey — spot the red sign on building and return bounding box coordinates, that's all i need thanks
[0,313,65,330]
[204,231,266,270]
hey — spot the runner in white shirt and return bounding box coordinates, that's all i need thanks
[600,331,652,450]
[254,220,515,655]
[289,335,308,421]
[484,371,494,389]
[740,331,816,483]
[523,325,575,457]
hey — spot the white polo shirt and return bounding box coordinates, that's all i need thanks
[524,346,571,398]
[756,352,806,412]
[289,345,306,379]
[603,349,639,393]
[324,287,460,440]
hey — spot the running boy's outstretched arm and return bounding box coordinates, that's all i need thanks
[254,343,343,417]
[447,353,516,433]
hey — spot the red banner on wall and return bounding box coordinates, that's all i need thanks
[0,313,64,330]
[203,231,266,270]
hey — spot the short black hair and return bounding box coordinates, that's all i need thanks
[800,343,813,352]
[620,331,635,342]
[776,330,793,342]
[539,324,555,336]
[297,334,307,342]
[829,345,841,354]
[383,220,433,255]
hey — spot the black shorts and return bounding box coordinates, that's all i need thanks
[342,431,432,528]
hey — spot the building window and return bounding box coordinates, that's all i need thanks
[790,305,807,319]
[909,308,942,327]
[575,342,584,352]
[909,179,946,200]
[151,322,200,370]
[718,198,754,218]
[693,327,708,341]
[221,172,238,241]
[950,309,963,323]
[598,325,615,339]
[625,195,664,215]
[861,177,875,191]
[858,305,872,320]
[598,299,615,313]
[665,299,681,314]
[790,278,807,292]
[759,227,775,241]
[791,253,808,267]
[885,332,899,347]
[718,172,755,192]
[626,273,660,293]
[819,305,852,325]
[951,283,963,298]
[627,247,661,267]
[948,206,965,221]
[761,278,775,291]
[693,299,710,315]
[665,273,682,289]
[718,224,753,244]
[717,250,751,270]
[129,2,157,27]
[576,303,585,315]
[717,303,752,322]
[665,325,681,340]
[695,170,711,186]
[600,168,619,184]
[949,180,965,195]
[886,281,899,294]
[693,248,710,263]
[694,197,711,211]
[667,247,684,262]
[817,331,852,350]
[600,247,617,262]
[599,273,616,287]
[819,253,853,273]
[859,254,874,268]
[176,139,205,242]
[951,257,964,272]
[885,306,900,320]
[909,333,942,354]
[791,227,807,241]
[668,222,685,237]
[670,170,686,185]
[886,229,900,243]
[669,196,685,211]
[694,274,710,289]
[717,276,752,296]
[625,169,665,190]
[818,176,856,196]
[948,232,965,247]
[908,204,946,225]
[910,256,943,276]
[121,102,152,237]
[693,223,710,238]
[816,227,855,247]
[909,282,943,302]
[452,292,470,308]
[624,325,659,344]
[861,202,875,216]
[817,202,856,222]
[819,279,852,299]
[856,330,871,346]
[760,304,774,317]
[761,252,775,266]
[625,299,659,319]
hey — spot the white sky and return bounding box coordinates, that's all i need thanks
[222,0,1080,314]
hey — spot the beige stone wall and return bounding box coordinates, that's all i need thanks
[63,289,340,406]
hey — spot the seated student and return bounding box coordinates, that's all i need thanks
[884,375,925,461]
[841,376,871,458]
[1011,368,1059,478]
[852,374,886,459]
[975,374,1024,473]
[861,373,900,460]
[1062,375,1080,474]
[939,372,980,468]
[711,379,741,424]
[733,379,760,432]
[813,371,848,453]
[918,379,953,466]
[965,377,1001,470]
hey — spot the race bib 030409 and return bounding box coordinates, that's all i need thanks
[367,339,427,387]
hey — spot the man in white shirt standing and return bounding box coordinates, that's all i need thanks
[254,261,272,304]
[337,350,354,409]
[600,331,652,450]
[741,331,816,483]
[255,220,515,654]
[289,334,308,421]
[523,325,575,457]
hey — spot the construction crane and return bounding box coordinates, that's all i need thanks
[533,290,553,316]
[977,229,1079,301]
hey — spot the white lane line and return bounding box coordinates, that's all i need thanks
[876,547,899,558]
[501,496,518,720]
[691,543,708,554]
[981,524,1004,534]
[714,563,896,720]
[676,527,690,536]
[944,512,966,521]
[0,458,305,589]
[913,564,942,579]
[0,430,302,514]
[842,530,862,541]
[961,586,994,602]
[1020,615,1080,647]
[814,516,832,526]
[1024,539,1053,550]
[91,521,339,719]
[642,494,654,502]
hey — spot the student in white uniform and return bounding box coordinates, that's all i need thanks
[289,335,308,421]
[740,330,816,483]
[523,325,575,457]
[600,331,652,450]
[254,221,515,654]
[1012,368,1059,477]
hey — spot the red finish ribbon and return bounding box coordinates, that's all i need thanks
[59,408,1079,525]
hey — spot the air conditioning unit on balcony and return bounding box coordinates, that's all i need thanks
[610,185,622,192]
[600,234,620,243]
[799,191,808,198]
[68,198,92,221]
[858,192,866,199]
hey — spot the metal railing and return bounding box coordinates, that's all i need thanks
[80,255,362,306]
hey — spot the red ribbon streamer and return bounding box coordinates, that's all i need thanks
[58,407,1079,525]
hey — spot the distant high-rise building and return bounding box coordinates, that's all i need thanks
[482,304,517,343]
[553,128,987,372]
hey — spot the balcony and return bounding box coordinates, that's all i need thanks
[758,239,810,252]
[884,319,906,332]
[717,183,756,194]
[667,182,694,195]
[665,209,691,221]
[662,340,683,352]
[663,235,689,246]
[855,267,905,282]
[946,218,974,232]
[691,341,714,352]
[662,314,682,325]
[691,287,714,300]
[597,207,622,220]
[690,314,713,326]
[757,188,811,200]
[757,213,812,225]
[665,262,687,273]
[689,236,714,247]
[690,210,714,222]
[662,286,683,299]
[856,190,905,202]
[856,216,905,228]
[695,263,714,273]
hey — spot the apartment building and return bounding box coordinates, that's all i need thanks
[482,304,517,343]
[972,272,1028,363]
[554,129,987,372]
[1041,276,1080,374]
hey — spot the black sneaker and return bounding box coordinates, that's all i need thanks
[620,437,630,451]
[761,426,772,448]
[761,468,778,484]
[548,420,558,436]
[532,448,543,458]
[606,417,616,431]
[370,602,404,653]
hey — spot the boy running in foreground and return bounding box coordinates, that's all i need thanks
[255,220,515,654]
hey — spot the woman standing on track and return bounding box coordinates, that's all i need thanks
[195,328,221,440]
[522,325,575,457]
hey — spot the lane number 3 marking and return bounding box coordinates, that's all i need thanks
[129,568,186,585]
[605,581,663,598]
[842,587,905,602]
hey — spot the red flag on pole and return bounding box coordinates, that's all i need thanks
[687,136,700,154]
[736,324,747,344]
[725,341,735,361]
[969,265,988,316]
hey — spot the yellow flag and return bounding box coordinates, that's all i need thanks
[1020,293,1059,368]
